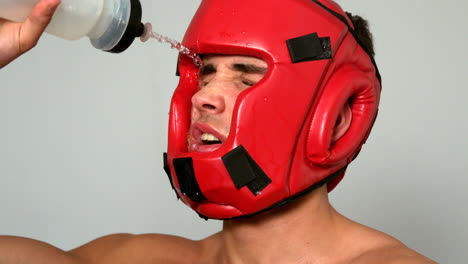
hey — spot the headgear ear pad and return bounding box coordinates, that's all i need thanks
[165,0,381,219]
[308,66,380,166]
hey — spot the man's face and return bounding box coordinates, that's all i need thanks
[188,55,268,153]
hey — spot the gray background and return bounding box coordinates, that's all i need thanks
[0,0,466,263]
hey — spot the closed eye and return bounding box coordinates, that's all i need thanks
[242,80,255,86]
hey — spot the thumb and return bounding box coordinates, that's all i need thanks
[19,0,61,53]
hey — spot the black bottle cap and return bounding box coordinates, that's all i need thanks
[106,0,143,53]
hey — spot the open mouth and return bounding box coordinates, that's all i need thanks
[189,123,226,152]
[201,133,223,145]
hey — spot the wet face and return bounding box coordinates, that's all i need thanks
[188,55,268,152]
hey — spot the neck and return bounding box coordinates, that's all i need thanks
[210,186,350,264]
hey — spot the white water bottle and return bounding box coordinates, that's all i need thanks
[0,0,145,53]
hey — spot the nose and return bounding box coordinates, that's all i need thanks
[191,81,226,114]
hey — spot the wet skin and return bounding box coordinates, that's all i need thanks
[188,55,267,153]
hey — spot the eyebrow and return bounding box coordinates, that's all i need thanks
[231,63,267,74]
[199,63,267,76]
[200,64,216,76]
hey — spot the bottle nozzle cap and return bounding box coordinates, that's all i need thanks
[106,0,143,53]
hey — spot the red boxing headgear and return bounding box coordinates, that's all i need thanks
[164,0,381,219]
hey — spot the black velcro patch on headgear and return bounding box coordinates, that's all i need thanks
[286,33,332,63]
[163,153,180,199]
[222,145,272,195]
[173,157,207,202]
[175,58,180,76]
[163,153,175,190]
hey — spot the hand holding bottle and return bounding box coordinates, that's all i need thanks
[0,0,60,68]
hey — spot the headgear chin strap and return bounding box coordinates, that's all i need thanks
[164,0,381,220]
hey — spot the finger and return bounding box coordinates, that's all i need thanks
[19,0,61,52]
[0,17,13,28]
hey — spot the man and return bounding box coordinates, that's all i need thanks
[0,0,436,263]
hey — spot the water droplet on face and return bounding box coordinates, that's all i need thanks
[140,22,201,66]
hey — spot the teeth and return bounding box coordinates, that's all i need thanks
[201,133,220,142]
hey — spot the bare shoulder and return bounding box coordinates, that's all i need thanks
[342,220,437,264]
[351,243,437,264]
[69,233,204,264]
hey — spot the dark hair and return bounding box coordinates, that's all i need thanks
[345,12,375,57]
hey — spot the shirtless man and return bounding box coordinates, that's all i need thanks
[0,0,436,263]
